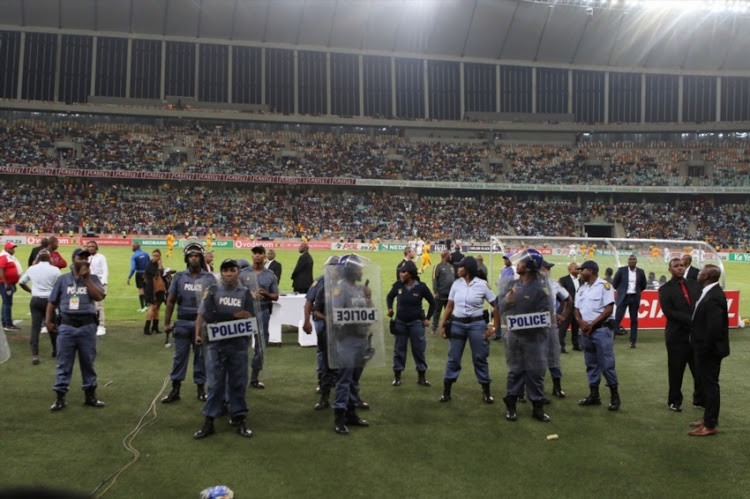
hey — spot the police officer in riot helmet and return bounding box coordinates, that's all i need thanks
[498,249,554,423]
[193,259,256,439]
[162,242,216,404]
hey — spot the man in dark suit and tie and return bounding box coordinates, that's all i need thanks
[558,262,581,352]
[658,258,702,413]
[612,254,647,348]
[266,249,282,282]
[688,264,730,436]
[682,254,700,281]
[291,242,314,294]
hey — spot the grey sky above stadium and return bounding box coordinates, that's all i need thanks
[2,0,749,74]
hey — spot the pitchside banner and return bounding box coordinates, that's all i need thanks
[618,290,742,329]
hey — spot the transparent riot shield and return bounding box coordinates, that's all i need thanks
[238,268,266,368]
[325,254,384,369]
[497,249,556,376]
[0,328,10,364]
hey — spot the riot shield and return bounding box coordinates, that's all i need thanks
[325,254,384,369]
[497,249,556,375]
[0,328,10,364]
[238,268,266,364]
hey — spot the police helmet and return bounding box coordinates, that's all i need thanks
[338,254,365,281]
[519,248,544,273]
[183,242,205,264]
[324,255,340,266]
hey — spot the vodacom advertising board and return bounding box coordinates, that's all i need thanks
[619,290,742,329]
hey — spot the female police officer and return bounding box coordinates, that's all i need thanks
[437,256,500,404]
[386,260,436,387]
[193,259,257,439]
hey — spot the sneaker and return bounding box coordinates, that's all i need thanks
[96,327,106,336]
[137,307,148,313]
[31,355,40,365]
[4,324,20,331]
[41,326,48,334]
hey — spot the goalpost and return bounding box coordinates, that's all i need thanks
[488,236,725,289]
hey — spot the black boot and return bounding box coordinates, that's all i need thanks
[552,378,566,398]
[50,391,66,411]
[250,369,265,389]
[194,417,215,439]
[532,401,551,422]
[151,319,161,334]
[608,385,621,411]
[144,320,152,335]
[481,383,494,404]
[234,415,253,438]
[196,383,207,402]
[578,384,602,406]
[417,371,431,387]
[314,390,330,410]
[345,407,370,427]
[502,395,518,421]
[392,370,402,387]
[161,380,181,403]
[439,379,454,402]
[334,408,349,435]
[84,387,105,408]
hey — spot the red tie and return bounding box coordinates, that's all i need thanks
[679,280,691,306]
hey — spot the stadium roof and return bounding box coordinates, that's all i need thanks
[2,0,750,73]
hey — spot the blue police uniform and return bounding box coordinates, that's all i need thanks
[443,277,496,385]
[167,270,216,388]
[386,279,435,377]
[49,272,103,394]
[576,277,618,388]
[199,281,255,420]
[240,267,279,379]
[503,278,550,402]
[308,276,336,398]
[548,280,569,380]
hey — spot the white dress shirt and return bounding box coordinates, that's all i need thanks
[88,252,109,285]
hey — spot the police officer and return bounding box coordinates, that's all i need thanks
[162,243,216,404]
[240,246,279,389]
[46,248,106,411]
[541,259,572,401]
[574,260,621,411]
[437,256,500,404]
[316,254,373,435]
[386,260,435,387]
[193,259,257,439]
[303,255,340,410]
[498,250,554,422]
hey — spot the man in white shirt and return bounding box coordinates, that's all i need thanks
[86,241,109,336]
[19,250,61,364]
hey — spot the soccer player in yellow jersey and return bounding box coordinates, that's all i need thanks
[587,245,595,260]
[166,233,175,258]
[205,233,213,252]
[650,245,659,264]
[420,240,432,274]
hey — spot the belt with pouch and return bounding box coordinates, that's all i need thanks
[454,315,485,324]
[61,315,97,327]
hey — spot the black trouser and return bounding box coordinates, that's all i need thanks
[615,294,640,344]
[315,321,337,394]
[29,296,55,356]
[432,298,448,333]
[695,352,722,429]
[558,312,579,349]
[666,336,700,406]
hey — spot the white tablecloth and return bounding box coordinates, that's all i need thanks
[267,294,317,347]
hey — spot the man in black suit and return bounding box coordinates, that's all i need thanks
[612,254,647,348]
[688,264,730,436]
[558,262,581,352]
[291,242,314,294]
[266,249,282,282]
[682,254,700,281]
[28,237,49,267]
[450,243,464,278]
[396,246,415,281]
[658,258,702,413]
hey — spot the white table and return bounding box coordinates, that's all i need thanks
[267,294,317,347]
